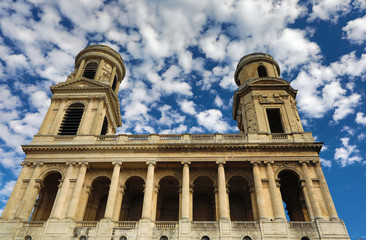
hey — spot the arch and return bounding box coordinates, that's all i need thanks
[257,65,268,77]
[79,236,87,240]
[120,236,127,240]
[82,61,99,79]
[193,176,216,221]
[39,169,64,182]
[30,172,62,221]
[301,237,311,240]
[24,235,32,240]
[201,236,210,240]
[243,236,252,240]
[83,176,111,221]
[228,176,253,221]
[160,236,168,240]
[120,176,145,221]
[191,173,216,186]
[156,176,180,221]
[58,102,85,135]
[275,166,302,179]
[278,170,309,221]
[226,174,252,186]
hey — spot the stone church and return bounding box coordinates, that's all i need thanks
[0,45,350,240]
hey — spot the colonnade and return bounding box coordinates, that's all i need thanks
[0,160,339,223]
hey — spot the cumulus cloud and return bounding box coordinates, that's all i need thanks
[334,137,363,166]
[343,15,366,44]
[196,109,231,132]
[178,99,197,115]
[356,112,366,125]
[308,0,352,22]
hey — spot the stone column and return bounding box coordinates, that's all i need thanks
[14,162,43,220]
[104,161,122,220]
[217,161,229,220]
[78,100,95,135]
[1,162,31,220]
[252,162,268,220]
[141,161,155,220]
[49,100,67,135]
[75,59,86,78]
[301,162,322,220]
[300,181,314,221]
[315,162,339,221]
[266,162,286,221]
[66,162,88,220]
[50,162,75,219]
[181,161,190,220]
[113,185,125,221]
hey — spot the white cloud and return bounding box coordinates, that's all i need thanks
[321,158,332,167]
[196,109,230,132]
[178,99,196,115]
[343,15,366,44]
[334,137,363,166]
[214,96,223,108]
[356,112,366,125]
[308,0,352,22]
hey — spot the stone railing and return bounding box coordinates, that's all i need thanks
[154,221,178,229]
[288,221,316,229]
[22,221,45,227]
[75,221,98,227]
[114,221,138,229]
[192,221,218,228]
[232,221,259,228]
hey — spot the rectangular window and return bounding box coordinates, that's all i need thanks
[266,108,284,133]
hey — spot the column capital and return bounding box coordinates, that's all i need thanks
[34,179,43,190]
[146,160,156,166]
[78,161,89,168]
[299,160,309,165]
[264,161,275,165]
[216,160,226,165]
[66,161,76,166]
[112,161,123,167]
[33,161,43,167]
[251,160,261,166]
[181,160,191,165]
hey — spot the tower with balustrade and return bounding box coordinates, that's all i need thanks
[0,46,350,240]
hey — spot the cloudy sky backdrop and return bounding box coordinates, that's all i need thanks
[0,0,365,238]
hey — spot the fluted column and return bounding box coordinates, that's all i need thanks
[266,162,286,221]
[252,162,268,220]
[315,162,339,220]
[66,162,88,220]
[141,161,155,220]
[14,162,43,220]
[217,161,229,220]
[104,161,122,219]
[181,161,191,220]
[1,162,32,220]
[301,162,322,220]
[51,162,75,219]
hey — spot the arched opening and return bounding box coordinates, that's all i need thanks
[201,236,210,240]
[100,117,108,135]
[301,237,311,240]
[257,65,268,77]
[120,176,145,221]
[243,236,252,240]
[120,236,127,240]
[156,176,179,221]
[79,236,87,240]
[112,75,117,91]
[83,176,110,221]
[193,176,215,221]
[160,236,168,240]
[24,235,32,240]
[266,108,284,133]
[58,103,85,135]
[279,170,309,221]
[82,62,98,79]
[30,172,62,221]
[228,176,253,221]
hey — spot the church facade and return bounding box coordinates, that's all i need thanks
[0,45,350,240]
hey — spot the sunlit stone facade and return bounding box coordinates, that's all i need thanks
[0,45,350,240]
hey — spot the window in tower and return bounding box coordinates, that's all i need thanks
[58,103,85,135]
[257,65,268,77]
[100,117,108,135]
[266,108,284,133]
[82,62,99,79]
[112,75,117,91]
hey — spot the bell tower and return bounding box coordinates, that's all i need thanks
[37,45,126,136]
[233,53,306,140]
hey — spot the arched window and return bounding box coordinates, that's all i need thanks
[82,62,98,79]
[79,236,87,240]
[120,236,127,240]
[243,236,252,240]
[112,75,117,91]
[257,65,268,77]
[24,236,32,240]
[100,117,108,135]
[301,237,311,240]
[201,236,210,240]
[160,236,168,240]
[279,170,309,221]
[58,103,85,135]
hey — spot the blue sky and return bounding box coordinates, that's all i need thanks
[0,0,365,238]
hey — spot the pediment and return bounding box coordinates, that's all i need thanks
[248,78,289,86]
[51,78,109,91]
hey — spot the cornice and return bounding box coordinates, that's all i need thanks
[22,142,323,154]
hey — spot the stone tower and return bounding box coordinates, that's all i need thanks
[0,48,350,240]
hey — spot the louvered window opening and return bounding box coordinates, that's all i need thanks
[100,117,108,135]
[82,62,98,79]
[58,103,85,135]
[112,75,117,91]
